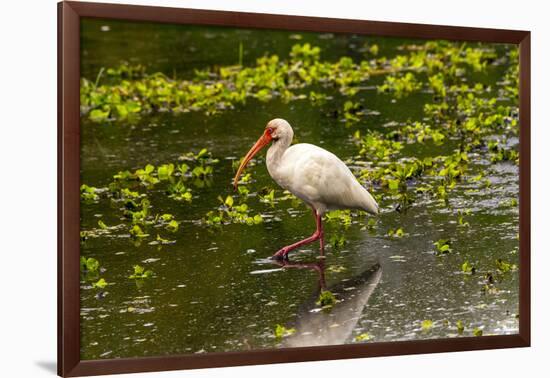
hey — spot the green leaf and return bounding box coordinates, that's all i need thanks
[316,290,336,307]
[130,225,149,238]
[456,320,465,334]
[160,213,174,222]
[115,104,129,118]
[461,261,475,274]
[92,278,108,289]
[388,179,399,191]
[354,333,371,342]
[434,239,451,255]
[86,258,99,272]
[157,163,175,180]
[274,324,296,340]
[166,219,179,232]
[421,320,433,330]
[89,108,110,122]
[225,195,234,207]
[129,264,153,279]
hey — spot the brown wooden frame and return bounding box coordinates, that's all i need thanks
[58,1,531,376]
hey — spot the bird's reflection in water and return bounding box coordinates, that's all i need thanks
[271,259,382,348]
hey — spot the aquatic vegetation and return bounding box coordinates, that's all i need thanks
[326,265,347,273]
[434,239,452,255]
[81,41,499,123]
[274,324,296,340]
[135,164,160,186]
[387,228,406,238]
[316,290,337,308]
[148,234,176,246]
[80,257,100,273]
[80,184,101,202]
[130,225,149,238]
[129,265,153,279]
[354,333,371,342]
[457,210,471,227]
[157,163,175,180]
[355,130,403,161]
[421,319,434,331]
[456,320,465,334]
[495,259,517,273]
[167,180,193,202]
[377,72,421,98]
[341,100,363,125]
[79,147,223,246]
[92,278,108,289]
[204,196,263,226]
[324,210,352,227]
[473,328,483,337]
[258,188,276,206]
[366,218,377,230]
[461,261,476,274]
[328,234,347,249]
[125,199,151,226]
[165,219,180,232]
[400,122,445,145]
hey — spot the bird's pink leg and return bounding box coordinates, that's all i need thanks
[272,209,324,259]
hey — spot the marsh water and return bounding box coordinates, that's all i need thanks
[79,19,519,359]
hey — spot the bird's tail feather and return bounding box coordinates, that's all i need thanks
[361,188,379,215]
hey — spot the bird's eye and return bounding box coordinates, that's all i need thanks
[266,127,274,134]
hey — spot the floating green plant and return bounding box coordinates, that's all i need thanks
[80,184,100,202]
[80,257,100,273]
[129,265,153,279]
[387,228,406,238]
[378,72,421,98]
[204,196,263,226]
[81,41,499,122]
[165,219,180,232]
[456,320,465,334]
[461,261,476,274]
[92,278,108,289]
[316,290,337,308]
[258,188,276,206]
[157,163,175,180]
[324,210,352,227]
[130,225,149,238]
[274,324,296,340]
[457,210,471,227]
[434,239,451,255]
[329,234,347,249]
[495,259,517,273]
[421,319,434,331]
[354,333,371,342]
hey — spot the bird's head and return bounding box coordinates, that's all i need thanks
[233,118,293,190]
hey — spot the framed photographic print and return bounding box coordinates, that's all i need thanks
[58,1,531,376]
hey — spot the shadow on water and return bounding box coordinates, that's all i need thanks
[271,259,382,348]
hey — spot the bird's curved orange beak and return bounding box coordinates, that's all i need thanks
[233,130,273,189]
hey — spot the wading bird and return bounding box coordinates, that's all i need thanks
[233,118,378,260]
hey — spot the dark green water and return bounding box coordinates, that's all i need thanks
[80,19,519,360]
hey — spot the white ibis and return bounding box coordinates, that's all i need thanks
[233,118,378,260]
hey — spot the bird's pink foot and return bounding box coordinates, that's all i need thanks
[270,209,324,260]
[271,247,291,260]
